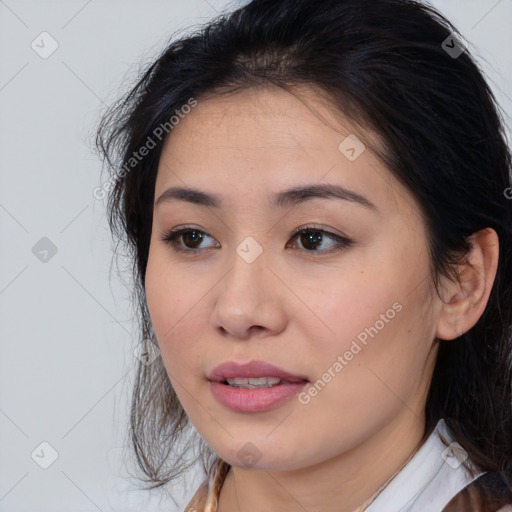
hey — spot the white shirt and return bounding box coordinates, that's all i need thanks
[367,418,484,511]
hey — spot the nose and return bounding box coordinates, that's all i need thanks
[209,244,288,341]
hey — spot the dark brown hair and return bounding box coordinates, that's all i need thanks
[96,0,512,489]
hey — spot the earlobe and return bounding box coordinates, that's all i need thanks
[435,228,499,341]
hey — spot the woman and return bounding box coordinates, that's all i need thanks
[96,0,512,510]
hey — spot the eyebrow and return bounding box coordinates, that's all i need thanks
[155,184,377,211]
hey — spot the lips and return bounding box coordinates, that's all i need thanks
[208,360,309,412]
[208,360,309,384]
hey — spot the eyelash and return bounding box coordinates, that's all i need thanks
[160,224,354,256]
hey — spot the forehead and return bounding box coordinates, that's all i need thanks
[164,85,364,151]
[156,86,409,215]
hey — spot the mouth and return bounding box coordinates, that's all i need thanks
[208,360,309,385]
[208,360,309,412]
[223,376,290,389]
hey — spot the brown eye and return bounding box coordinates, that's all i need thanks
[181,230,203,248]
[161,228,220,252]
[287,226,354,254]
[299,230,324,250]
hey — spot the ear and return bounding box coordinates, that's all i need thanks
[436,227,499,341]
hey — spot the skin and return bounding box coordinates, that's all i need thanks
[144,85,499,512]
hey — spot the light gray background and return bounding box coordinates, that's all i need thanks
[0,1,510,511]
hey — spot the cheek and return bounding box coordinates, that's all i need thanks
[144,247,208,375]
[307,268,435,409]
[303,264,402,355]
[305,242,435,387]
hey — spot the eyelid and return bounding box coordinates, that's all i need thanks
[160,225,219,253]
[288,223,350,241]
[286,224,354,253]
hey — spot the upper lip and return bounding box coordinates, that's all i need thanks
[208,360,309,383]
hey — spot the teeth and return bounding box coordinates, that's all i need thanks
[226,377,282,388]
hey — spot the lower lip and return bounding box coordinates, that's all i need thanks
[210,380,308,412]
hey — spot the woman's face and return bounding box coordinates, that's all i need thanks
[145,85,442,471]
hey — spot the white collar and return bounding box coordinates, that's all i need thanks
[366,419,484,511]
